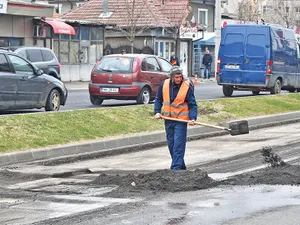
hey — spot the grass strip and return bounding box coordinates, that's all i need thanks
[0,93,300,153]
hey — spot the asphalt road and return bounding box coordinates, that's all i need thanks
[1,122,300,225]
[63,81,271,111]
[0,82,280,115]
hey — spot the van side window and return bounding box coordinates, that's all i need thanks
[0,54,10,72]
[27,49,43,63]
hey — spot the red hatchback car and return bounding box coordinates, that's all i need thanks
[89,54,174,105]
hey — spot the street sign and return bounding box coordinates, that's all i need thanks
[0,0,7,14]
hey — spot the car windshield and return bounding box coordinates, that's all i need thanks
[96,57,133,73]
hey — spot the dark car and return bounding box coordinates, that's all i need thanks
[89,54,174,105]
[0,50,67,111]
[6,46,61,80]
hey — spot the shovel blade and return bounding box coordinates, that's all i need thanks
[229,120,249,136]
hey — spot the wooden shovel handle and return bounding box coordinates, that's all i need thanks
[161,116,231,131]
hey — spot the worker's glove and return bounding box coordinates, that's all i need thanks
[154,113,162,119]
[188,120,195,126]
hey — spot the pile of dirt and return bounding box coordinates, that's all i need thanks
[91,169,216,192]
[221,165,300,186]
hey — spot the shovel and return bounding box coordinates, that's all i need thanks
[161,116,249,136]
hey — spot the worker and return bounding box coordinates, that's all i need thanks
[154,66,198,171]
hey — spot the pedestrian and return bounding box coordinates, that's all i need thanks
[170,51,180,66]
[202,50,213,79]
[154,66,198,171]
[121,49,126,55]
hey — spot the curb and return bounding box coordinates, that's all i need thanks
[1,111,300,167]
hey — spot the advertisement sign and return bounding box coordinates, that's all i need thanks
[180,26,203,41]
[0,0,7,14]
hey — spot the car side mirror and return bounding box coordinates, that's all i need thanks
[36,68,43,76]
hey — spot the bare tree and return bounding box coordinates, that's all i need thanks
[162,4,200,56]
[263,0,300,28]
[113,0,153,53]
[236,0,259,23]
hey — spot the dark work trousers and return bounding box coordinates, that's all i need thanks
[165,120,188,170]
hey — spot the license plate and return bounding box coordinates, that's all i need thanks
[100,88,119,93]
[225,64,240,69]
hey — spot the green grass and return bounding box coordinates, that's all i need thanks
[1,93,300,153]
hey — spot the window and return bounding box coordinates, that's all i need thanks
[145,57,160,72]
[81,27,89,40]
[54,4,62,14]
[8,55,34,75]
[158,58,172,72]
[224,34,244,56]
[27,49,43,63]
[91,28,103,40]
[0,54,10,72]
[198,9,208,26]
[159,42,164,57]
[286,7,289,13]
[246,34,266,57]
[17,50,27,60]
[96,57,133,73]
[41,50,54,61]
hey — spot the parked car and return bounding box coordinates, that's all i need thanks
[0,49,67,111]
[89,54,175,105]
[6,46,61,80]
[217,24,300,97]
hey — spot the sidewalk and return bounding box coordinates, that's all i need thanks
[1,111,300,167]
[63,81,89,91]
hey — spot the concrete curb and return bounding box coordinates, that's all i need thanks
[1,111,300,167]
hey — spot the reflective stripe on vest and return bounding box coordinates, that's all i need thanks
[162,79,190,120]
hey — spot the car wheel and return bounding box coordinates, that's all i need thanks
[90,95,104,106]
[270,79,281,94]
[252,91,260,95]
[45,89,61,111]
[136,87,151,104]
[223,85,233,97]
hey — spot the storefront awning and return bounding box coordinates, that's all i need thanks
[43,19,76,35]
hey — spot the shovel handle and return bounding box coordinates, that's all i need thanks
[161,116,231,131]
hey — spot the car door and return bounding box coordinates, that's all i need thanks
[140,57,161,96]
[0,53,18,109]
[7,54,47,109]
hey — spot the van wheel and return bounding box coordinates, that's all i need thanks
[252,91,260,95]
[223,85,233,97]
[288,88,296,93]
[90,95,104,106]
[270,79,281,94]
[137,87,151,104]
[45,89,61,111]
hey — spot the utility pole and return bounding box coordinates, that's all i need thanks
[258,0,262,23]
[215,0,221,78]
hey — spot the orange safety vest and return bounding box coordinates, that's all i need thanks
[162,79,190,120]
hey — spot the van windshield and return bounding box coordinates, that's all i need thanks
[96,57,133,73]
[223,34,244,56]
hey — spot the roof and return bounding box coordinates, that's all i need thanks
[60,0,174,28]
